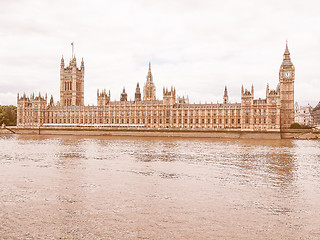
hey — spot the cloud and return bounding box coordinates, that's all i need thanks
[0,0,319,107]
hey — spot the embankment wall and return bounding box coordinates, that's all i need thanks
[2,127,319,140]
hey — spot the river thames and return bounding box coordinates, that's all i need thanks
[0,135,319,239]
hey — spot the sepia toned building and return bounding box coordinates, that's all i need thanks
[312,102,320,127]
[17,42,295,131]
[294,102,314,127]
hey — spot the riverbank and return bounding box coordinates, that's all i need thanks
[2,127,319,139]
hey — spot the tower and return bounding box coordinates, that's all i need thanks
[60,55,85,106]
[120,87,127,102]
[241,85,254,129]
[143,62,156,101]
[223,86,228,104]
[163,87,176,105]
[97,89,111,106]
[135,83,141,101]
[279,41,295,129]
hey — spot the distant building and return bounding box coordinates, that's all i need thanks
[312,102,320,126]
[295,102,314,126]
[17,42,295,130]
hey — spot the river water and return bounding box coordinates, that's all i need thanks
[0,135,320,239]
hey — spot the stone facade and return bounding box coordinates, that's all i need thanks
[294,102,314,126]
[17,43,295,130]
[312,102,320,126]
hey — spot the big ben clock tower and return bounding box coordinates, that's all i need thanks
[279,41,295,129]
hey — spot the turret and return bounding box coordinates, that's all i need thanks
[135,82,141,101]
[223,86,228,104]
[97,89,111,106]
[163,86,176,105]
[81,58,84,70]
[143,62,156,101]
[60,56,64,68]
[49,95,54,106]
[120,87,127,102]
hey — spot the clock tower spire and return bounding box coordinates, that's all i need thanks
[279,41,295,129]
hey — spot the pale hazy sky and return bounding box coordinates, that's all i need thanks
[0,0,319,106]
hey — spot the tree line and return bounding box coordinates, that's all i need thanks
[0,105,17,126]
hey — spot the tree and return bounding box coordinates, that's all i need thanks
[0,105,17,126]
[290,123,302,129]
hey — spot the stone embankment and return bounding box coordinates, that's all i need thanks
[281,129,319,140]
[2,127,319,140]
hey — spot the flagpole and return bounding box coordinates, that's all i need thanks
[71,42,74,58]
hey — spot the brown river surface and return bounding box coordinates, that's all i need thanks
[0,135,320,239]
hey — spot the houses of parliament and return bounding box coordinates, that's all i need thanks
[17,43,295,130]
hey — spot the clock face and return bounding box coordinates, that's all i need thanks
[284,71,292,79]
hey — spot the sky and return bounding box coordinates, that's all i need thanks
[0,0,319,107]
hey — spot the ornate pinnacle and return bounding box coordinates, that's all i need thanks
[284,40,290,55]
